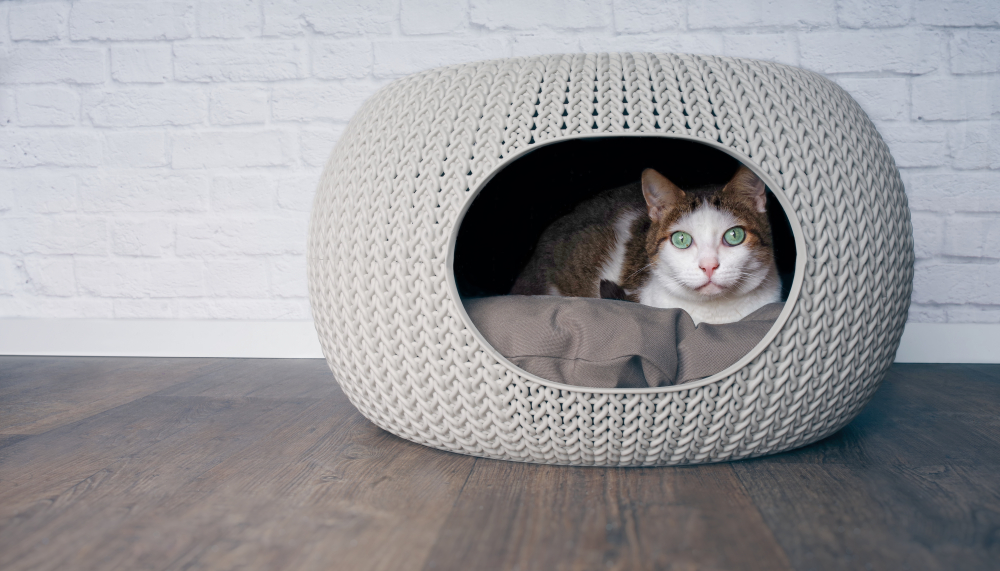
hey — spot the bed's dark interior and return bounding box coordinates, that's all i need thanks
[454,136,797,299]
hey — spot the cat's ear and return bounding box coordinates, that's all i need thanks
[724,165,767,213]
[641,168,685,222]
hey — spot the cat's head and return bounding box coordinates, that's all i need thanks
[641,165,776,301]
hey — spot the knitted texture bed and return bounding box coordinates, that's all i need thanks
[307,53,914,466]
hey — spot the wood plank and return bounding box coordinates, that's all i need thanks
[732,461,1000,571]
[758,365,1000,467]
[0,396,349,571]
[732,363,1000,571]
[424,460,792,571]
[0,357,223,435]
[883,364,1000,416]
[0,369,474,571]
[0,394,269,520]
[152,357,338,400]
[1,358,998,571]
[0,434,29,449]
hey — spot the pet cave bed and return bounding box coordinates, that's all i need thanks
[308,53,914,466]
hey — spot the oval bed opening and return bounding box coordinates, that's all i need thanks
[452,135,799,389]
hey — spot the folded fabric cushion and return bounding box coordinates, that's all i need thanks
[464,296,783,388]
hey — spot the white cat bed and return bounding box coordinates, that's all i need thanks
[308,53,914,466]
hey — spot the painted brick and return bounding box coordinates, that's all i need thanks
[111,218,174,257]
[0,46,105,84]
[689,0,761,29]
[612,0,684,34]
[78,172,209,212]
[113,299,177,319]
[148,260,206,297]
[211,175,276,211]
[69,2,194,41]
[176,215,309,256]
[76,258,151,298]
[909,212,943,259]
[912,76,995,121]
[197,0,261,39]
[0,297,114,319]
[262,0,396,37]
[300,127,345,167]
[24,257,76,297]
[205,260,270,297]
[171,130,298,169]
[800,30,943,74]
[903,171,1000,213]
[0,3,9,45]
[9,1,70,41]
[272,83,374,122]
[373,38,510,77]
[84,87,207,127]
[276,173,319,211]
[946,305,1000,324]
[877,123,948,168]
[401,0,467,34]
[914,0,1000,27]
[580,32,724,55]
[174,42,305,82]
[913,262,1000,305]
[103,131,169,168]
[1,173,78,213]
[837,0,910,28]
[0,131,102,168]
[16,86,79,126]
[268,256,307,298]
[948,122,1000,170]
[0,256,19,296]
[209,85,269,125]
[834,78,909,121]
[943,214,1000,259]
[907,304,947,323]
[761,0,836,27]
[176,298,310,319]
[0,89,14,127]
[470,0,606,30]
[0,219,31,253]
[111,45,172,83]
[950,31,1000,74]
[312,40,373,79]
[722,33,797,65]
[0,217,107,256]
[510,35,582,57]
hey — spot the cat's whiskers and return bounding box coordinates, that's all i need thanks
[624,262,654,282]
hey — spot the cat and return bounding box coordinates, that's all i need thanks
[509,165,782,324]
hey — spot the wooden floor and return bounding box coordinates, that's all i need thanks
[0,359,997,571]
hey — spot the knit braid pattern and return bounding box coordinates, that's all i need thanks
[307,53,914,466]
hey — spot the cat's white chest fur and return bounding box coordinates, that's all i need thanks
[637,276,780,324]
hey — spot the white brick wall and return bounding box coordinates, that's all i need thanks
[1,0,998,324]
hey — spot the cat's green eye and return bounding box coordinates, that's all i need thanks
[670,231,692,249]
[724,227,746,246]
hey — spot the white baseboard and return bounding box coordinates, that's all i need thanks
[893,323,999,364]
[0,319,996,363]
[0,319,324,359]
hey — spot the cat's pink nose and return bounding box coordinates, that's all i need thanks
[699,257,720,280]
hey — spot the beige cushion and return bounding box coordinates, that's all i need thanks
[465,296,783,388]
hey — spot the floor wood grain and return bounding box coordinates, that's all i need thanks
[0,358,997,571]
